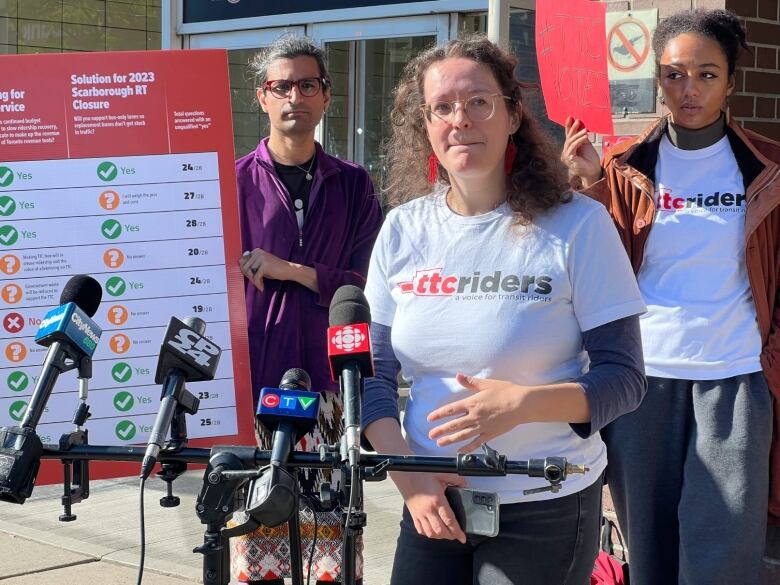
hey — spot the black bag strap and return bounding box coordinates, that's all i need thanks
[600,517,627,562]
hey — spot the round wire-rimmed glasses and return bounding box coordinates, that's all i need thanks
[422,93,514,125]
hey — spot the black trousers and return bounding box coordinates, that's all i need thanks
[390,476,603,585]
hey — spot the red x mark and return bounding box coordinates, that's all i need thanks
[3,312,24,333]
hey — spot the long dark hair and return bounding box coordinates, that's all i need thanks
[384,36,570,224]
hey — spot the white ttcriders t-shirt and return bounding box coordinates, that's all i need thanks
[364,189,646,502]
[639,135,762,379]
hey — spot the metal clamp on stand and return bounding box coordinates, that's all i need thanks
[58,428,90,522]
[193,446,260,585]
[157,386,200,508]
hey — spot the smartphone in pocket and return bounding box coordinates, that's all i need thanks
[444,486,500,537]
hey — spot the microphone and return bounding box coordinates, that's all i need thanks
[0,275,102,504]
[21,275,103,429]
[140,316,221,480]
[327,285,374,469]
[245,367,320,527]
[256,368,319,466]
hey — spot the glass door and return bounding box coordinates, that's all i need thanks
[312,16,448,189]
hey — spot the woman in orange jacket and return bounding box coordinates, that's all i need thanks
[563,9,780,585]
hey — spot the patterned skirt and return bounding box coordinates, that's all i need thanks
[230,391,364,582]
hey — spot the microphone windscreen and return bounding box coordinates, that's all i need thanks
[329,285,371,326]
[60,275,102,317]
[280,368,312,391]
[182,316,207,335]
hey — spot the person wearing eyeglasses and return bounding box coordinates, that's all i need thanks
[232,35,382,585]
[360,37,647,585]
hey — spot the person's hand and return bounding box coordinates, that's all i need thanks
[239,248,291,291]
[562,117,602,187]
[392,471,468,543]
[428,373,525,453]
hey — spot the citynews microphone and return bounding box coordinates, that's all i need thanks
[246,368,320,527]
[0,275,102,504]
[327,285,374,469]
[140,316,221,480]
[21,275,103,429]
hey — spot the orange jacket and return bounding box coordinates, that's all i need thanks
[582,116,780,522]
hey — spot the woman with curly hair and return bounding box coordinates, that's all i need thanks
[361,36,647,585]
[562,9,780,585]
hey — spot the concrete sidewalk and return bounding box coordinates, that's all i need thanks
[0,470,404,584]
[5,469,780,584]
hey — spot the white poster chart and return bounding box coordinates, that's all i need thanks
[0,152,239,445]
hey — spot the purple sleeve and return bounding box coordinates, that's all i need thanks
[570,315,646,438]
[361,322,402,450]
[314,173,383,307]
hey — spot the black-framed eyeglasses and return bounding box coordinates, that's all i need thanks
[422,93,515,125]
[262,78,325,98]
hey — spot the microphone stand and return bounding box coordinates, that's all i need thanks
[339,362,364,585]
[35,439,586,585]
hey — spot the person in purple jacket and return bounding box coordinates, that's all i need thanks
[231,35,382,585]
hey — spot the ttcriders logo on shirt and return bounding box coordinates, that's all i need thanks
[655,188,746,213]
[397,268,552,300]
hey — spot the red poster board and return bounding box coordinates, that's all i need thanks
[535,0,614,134]
[0,50,254,483]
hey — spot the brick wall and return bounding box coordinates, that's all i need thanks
[727,0,780,140]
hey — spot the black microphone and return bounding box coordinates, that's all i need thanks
[0,275,102,504]
[140,316,221,480]
[245,367,320,527]
[257,368,315,467]
[21,275,103,429]
[327,285,374,468]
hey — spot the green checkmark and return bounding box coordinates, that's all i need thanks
[0,167,13,188]
[115,420,137,441]
[0,195,16,216]
[97,161,118,182]
[6,371,29,392]
[113,390,134,412]
[111,362,132,383]
[105,276,126,297]
[9,400,27,422]
[0,225,18,246]
[101,219,122,240]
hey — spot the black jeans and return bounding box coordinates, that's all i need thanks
[390,476,602,585]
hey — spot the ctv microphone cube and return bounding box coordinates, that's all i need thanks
[35,302,102,357]
[256,387,320,442]
[257,387,320,420]
[326,323,374,381]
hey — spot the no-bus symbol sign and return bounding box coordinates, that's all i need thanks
[607,17,651,74]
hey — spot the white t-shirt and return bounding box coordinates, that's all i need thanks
[364,189,646,503]
[639,135,762,379]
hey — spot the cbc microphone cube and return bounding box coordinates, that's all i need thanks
[35,302,102,357]
[326,323,374,381]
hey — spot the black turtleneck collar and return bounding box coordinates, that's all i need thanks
[666,113,726,150]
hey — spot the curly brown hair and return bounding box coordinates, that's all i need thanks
[384,36,571,223]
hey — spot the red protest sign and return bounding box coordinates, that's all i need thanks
[535,0,613,134]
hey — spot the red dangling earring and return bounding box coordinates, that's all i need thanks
[504,140,518,175]
[428,153,439,184]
